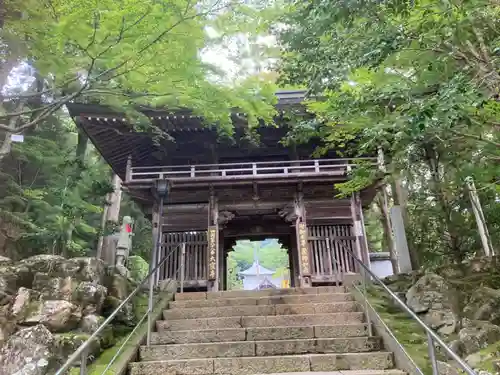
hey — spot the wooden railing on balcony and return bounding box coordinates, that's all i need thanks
[126,158,377,183]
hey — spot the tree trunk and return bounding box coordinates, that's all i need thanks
[101,173,122,265]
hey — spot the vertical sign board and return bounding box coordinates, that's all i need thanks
[298,222,310,275]
[208,226,217,280]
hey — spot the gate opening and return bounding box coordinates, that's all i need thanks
[226,239,290,291]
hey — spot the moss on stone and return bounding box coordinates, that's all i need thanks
[472,340,500,372]
[367,289,435,375]
[69,293,172,375]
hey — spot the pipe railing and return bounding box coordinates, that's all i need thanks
[54,243,186,375]
[329,237,476,375]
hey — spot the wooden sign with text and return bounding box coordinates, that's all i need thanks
[208,226,217,280]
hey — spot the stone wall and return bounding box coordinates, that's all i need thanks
[0,254,146,374]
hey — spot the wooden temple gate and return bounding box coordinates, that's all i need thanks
[68,91,377,292]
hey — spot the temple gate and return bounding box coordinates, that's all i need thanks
[69,90,377,291]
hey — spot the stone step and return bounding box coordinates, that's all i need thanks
[174,286,347,301]
[150,324,370,345]
[157,313,365,331]
[255,371,405,375]
[170,293,353,309]
[129,352,394,375]
[163,302,359,320]
[140,337,383,361]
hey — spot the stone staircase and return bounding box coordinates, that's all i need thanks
[129,286,405,375]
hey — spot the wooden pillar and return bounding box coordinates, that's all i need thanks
[288,234,300,288]
[219,234,226,291]
[295,190,311,287]
[207,191,219,291]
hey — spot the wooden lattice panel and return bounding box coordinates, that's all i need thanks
[307,225,356,280]
[159,232,208,283]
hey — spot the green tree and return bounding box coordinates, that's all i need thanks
[277,0,500,266]
[0,0,279,162]
[0,117,112,259]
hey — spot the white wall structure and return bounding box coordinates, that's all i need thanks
[369,252,394,279]
[239,262,284,290]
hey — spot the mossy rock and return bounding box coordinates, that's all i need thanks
[102,296,136,326]
[55,332,101,364]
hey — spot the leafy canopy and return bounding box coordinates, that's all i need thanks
[2,0,279,135]
[277,0,500,265]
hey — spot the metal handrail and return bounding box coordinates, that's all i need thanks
[330,237,476,375]
[54,243,186,375]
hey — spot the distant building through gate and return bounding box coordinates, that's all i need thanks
[239,261,284,290]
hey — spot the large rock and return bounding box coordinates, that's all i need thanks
[0,266,23,296]
[457,321,500,355]
[0,324,61,375]
[63,257,106,284]
[72,282,107,315]
[24,300,81,332]
[406,273,457,334]
[19,254,66,275]
[32,273,75,301]
[463,287,500,325]
[438,361,461,375]
[0,255,13,266]
[102,296,135,326]
[54,332,100,364]
[80,314,114,348]
[382,271,423,295]
[11,287,40,319]
[466,351,494,368]
[0,305,16,344]
[107,274,130,300]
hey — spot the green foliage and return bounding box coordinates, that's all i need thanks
[0,119,111,258]
[1,0,279,137]
[277,0,500,265]
[127,255,149,282]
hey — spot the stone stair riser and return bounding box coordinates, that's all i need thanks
[163,302,359,320]
[157,313,365,331]
[151,324,368,345]
[140,337,382,361]
[174,286,346,301]
[170,293,353,309]
[129,352,394,375]
[150,324,369,345]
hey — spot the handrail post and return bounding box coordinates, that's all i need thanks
[80,347,88,375]
[427,333,439,375]
[180,242,186,293]
[361,264,373,337]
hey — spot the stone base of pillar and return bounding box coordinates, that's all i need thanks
[300,275,312,288]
